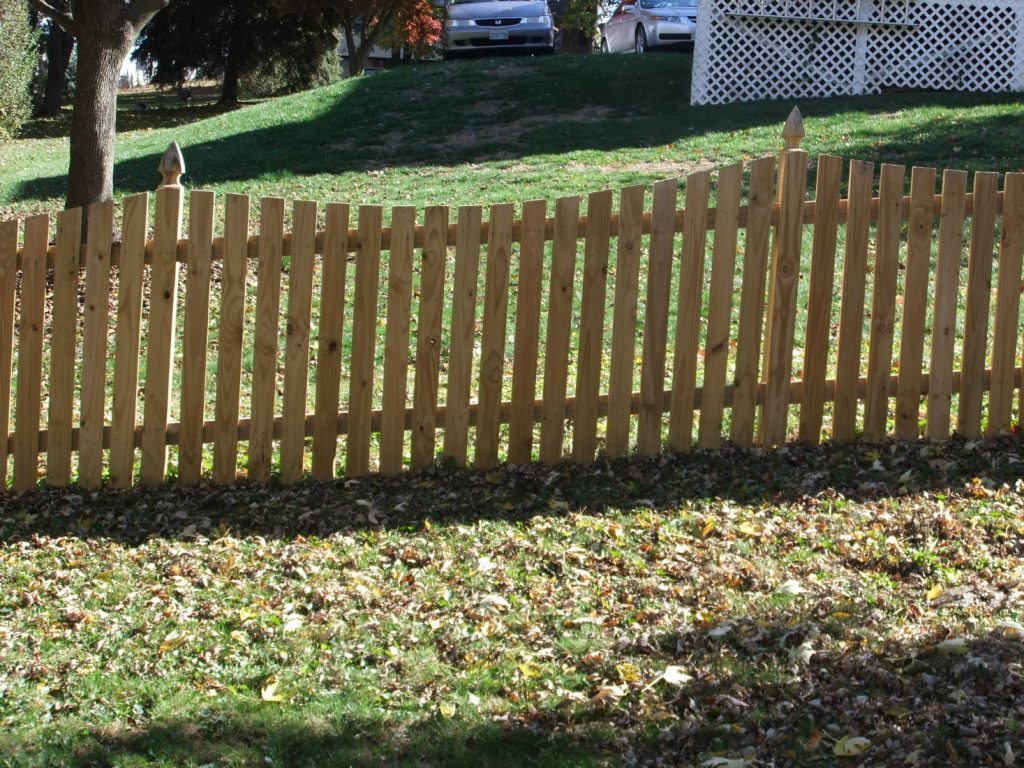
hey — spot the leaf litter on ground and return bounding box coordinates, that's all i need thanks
[0,435,1023,766]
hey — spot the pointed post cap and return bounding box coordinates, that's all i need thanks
[158,141,185,189]
[782,106,804,150]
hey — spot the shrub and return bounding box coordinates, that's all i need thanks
[0,0,37,138]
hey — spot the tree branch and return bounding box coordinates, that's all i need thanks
[125,0,173,29]
[26,0,77,34]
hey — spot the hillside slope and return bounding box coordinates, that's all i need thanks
[2,54,1023,218]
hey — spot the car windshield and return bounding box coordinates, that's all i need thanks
[639,0,694,7]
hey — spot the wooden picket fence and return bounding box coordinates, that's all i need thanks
[2,109,1023,492]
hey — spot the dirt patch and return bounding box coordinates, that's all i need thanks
[445,106,616,152]
[565,159,718,176]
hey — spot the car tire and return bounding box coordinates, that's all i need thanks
[600,38,609,54]
[635,27,647,54]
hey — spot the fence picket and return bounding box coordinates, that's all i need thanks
[895,167,937,440]
[178,191,215,485]
[140,187,183,486]
[476,203,514,471]
[637,180,678,455]
[346,205,383,476]
[212,194,249,483]
[443,206,482,466]
[379,206,416,475]
[607,185,645,458]
[46,208,82,486]
[863,164,906,441]
[109,193,148,488]
[731,157,775,446]
[668,171,711,451]
[833,160,874,442]
[927,170,968,440]
[958,171,999,437]
[698,164,742,449]
[508,200,546,464]
[312,203,350,479]
[248,197,285,482]
[281,200,318,484]
[0,220,17,487]
[539,196,580,464]
[573,190,613,463]
[13,215,47,491]
[78,201,114,488]
[760,150,809,446]
[797,155,843,444]
[989,173,1024,435]
[410,206,448,469]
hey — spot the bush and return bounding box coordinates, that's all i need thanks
[241,45,340,99]
[0,0,37,138]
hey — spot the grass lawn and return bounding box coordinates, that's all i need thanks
[3,54,1024,223]
[1,437,1023,766]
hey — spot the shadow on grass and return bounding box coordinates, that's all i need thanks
[8,607,1021,766]
[11,54,1024,205]
[8,707,611,767]
[1,435,1021,545]
[646,617,1024,765]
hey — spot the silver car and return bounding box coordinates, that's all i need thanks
[444,0,557,58]
[599,0,697,54]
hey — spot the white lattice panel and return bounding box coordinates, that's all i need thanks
[692,0,1024,105]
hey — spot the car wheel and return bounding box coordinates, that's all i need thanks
[600,38,609,54]
[635,26,647,54]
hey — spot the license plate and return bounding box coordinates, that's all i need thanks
[489,30,510,40]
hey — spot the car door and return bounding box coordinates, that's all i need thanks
[614,1,638,51]
[603,4,623,51]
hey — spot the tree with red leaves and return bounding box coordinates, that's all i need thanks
[307,0,441,76]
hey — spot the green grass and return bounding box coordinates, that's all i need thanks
[1,437,1024,766]
[3,54,1024,222]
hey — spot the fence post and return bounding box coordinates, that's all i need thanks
[159,142,186,190]
[140,142,185,486]
[760,107,808,445]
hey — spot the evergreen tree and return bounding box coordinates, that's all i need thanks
[134,0,341,106]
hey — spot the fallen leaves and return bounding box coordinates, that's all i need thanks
[2,436,1024,765]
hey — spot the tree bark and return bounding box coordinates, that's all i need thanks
[66,28,132,211]
[220,57,240,104]
[39,24,75,118]
[218,4,245,105]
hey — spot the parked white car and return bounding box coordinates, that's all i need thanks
[444,0,558,58]
[599,0,697,53]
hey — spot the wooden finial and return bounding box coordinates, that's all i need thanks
[782,106,804,150]
[158,141,185,189]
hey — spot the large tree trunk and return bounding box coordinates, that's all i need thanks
[219,5,246,105]
[220,58,240,104]
[39,25,75,118]
[66,30,132,211]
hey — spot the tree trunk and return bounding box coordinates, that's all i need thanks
[39,25,75,118]
[344,25,368,77]
[66,31,131,211]
[220,59,240,104]
[219,6,245,105]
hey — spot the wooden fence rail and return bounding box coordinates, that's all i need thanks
[2,109,1023,492]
